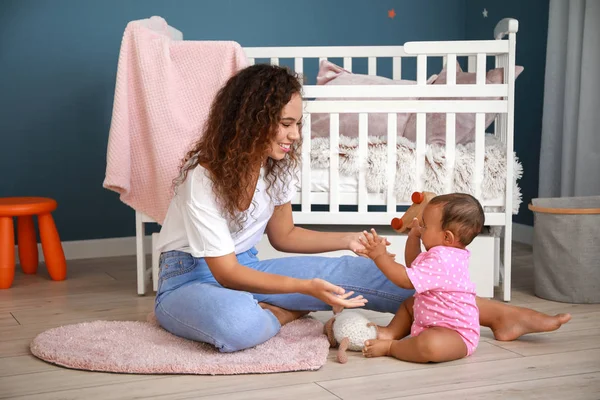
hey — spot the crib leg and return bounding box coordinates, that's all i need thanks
[152,232,159,292]
[502,225,512,302]
[136,211,148,296]
[494,237,501,287]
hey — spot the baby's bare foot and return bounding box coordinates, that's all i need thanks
[493,307,572,341]
[362,339,393,358]
[367,323,399,340]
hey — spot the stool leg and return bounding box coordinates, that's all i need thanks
[0,217,15,289]
[38,213,66,281]
[17,216,39,274]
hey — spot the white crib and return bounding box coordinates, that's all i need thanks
[135,18,519,302]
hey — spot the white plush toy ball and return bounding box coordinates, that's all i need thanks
[324,310,378,363]
[333,310,378,350]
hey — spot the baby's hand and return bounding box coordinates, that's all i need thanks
[408,218,422,239]
[356,229,393,261]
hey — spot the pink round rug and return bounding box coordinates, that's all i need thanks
[30,315,330,375]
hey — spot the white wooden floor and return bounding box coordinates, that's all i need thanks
[1,243,599,399]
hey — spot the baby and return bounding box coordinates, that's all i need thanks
[357,193,484,363]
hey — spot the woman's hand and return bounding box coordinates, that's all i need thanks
[331,291,362,314]
[356,229,395,261]
[303,278,368,311]
[346,231,390,257]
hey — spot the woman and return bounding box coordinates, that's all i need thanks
[154,64,570,353]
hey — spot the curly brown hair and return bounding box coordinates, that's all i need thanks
[174,64,303,231]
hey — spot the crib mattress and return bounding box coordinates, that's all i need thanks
[309,168,356,193]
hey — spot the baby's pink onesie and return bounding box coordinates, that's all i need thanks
[405,246,480,356]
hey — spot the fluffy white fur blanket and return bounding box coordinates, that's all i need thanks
[310,134,523,215]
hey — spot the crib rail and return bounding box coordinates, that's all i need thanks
[303,84,508,98]
[404,40,509,56]
[245,45,409,59]
[302,100,506,114]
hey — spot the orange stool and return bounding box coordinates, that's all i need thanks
[0,197,66,289]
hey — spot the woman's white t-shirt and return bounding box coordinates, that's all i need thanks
[155,165,295,257]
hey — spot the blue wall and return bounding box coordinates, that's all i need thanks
[466,0,550,226]
[1,0,547,241]
[0,0,465,241]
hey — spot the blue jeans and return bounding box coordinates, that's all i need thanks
[154,247,415,352]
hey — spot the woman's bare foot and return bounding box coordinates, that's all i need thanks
[367,323,401,340]
[362,339,393,358]
[259,302,309,326]
[492,306,572,341]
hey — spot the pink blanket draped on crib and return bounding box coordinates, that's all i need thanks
[103,16,248,224]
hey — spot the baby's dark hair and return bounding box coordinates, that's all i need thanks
[428,193,485,246]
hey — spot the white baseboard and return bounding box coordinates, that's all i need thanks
[512,223,533,245]
[15,235,152,263]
